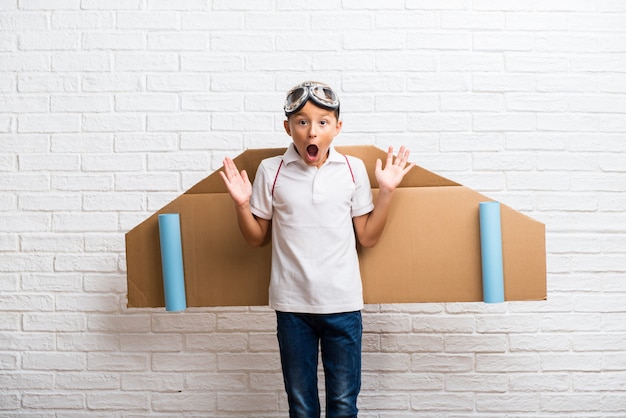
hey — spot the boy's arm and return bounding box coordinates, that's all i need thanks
[353,146,414,248]
[220,157,270,247]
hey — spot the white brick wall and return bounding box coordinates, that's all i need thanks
[1,1,625,416]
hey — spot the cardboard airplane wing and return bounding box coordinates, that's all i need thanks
[125,145,546,308]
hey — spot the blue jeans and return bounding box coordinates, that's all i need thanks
[276,311,362,418]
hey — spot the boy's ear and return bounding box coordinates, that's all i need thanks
[335,119,343,134]
[283,119,291,136]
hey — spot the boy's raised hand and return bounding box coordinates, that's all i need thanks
[375,146,415,193]
[219,157,252,207]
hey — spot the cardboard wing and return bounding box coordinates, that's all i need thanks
[125,145,546,308]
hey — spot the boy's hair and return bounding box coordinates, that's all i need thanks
[284,81,340,120]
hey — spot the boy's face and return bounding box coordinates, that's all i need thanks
[283,101,342,168]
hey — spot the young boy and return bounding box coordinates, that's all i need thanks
[220,81,413,418]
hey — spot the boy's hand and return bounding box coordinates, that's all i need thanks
[375,146,414,194]
[219,157,252,207]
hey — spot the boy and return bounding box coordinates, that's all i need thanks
[220,81,413,418]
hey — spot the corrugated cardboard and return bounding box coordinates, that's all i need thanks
[125,145,546,308]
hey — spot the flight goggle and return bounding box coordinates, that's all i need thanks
[284,82,340,116]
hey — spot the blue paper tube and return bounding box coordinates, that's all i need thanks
[479,202,505,303]
[158,213,187,312]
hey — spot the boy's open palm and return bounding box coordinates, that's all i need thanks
[219,157,252,206]
[375,146,414,193]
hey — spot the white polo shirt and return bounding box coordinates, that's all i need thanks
[250,144,374,314]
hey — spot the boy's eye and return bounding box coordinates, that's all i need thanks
[320,120,327,126]
[298,120,308,125]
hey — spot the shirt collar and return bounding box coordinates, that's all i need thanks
[283,143,344,166]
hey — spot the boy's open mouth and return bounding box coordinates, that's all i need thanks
[306,144,319,159]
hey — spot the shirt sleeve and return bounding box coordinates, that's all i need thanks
[249,160,274,221]
[349,157,374,218]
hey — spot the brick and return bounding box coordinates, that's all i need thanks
[51,174,113,192]
[218,393,281,412]
[153,353,217,372]
[51,11,114,29]
[82,155,144,172]
[57,332,119,351]
[182,93,241,112]
[147,152,209,171]
[360,394,410,411]
[56,294,120,312]
[117,12,180,30]
[0,254,53,272]
[411,393,474,411]
[20,234,83,252]
[19,154,81,171]
[21,274,82,293]
[88,353,148,372]
[83,193,145,211]
[51,94,111,112]
[474,113,536,132]
[476,314,540,333]
[182,11,242,30]
[0,213,49,232]
[380,334,443,352]
[18,114,80,133]
[52,52,111,72]
[476,353,541,372]
[0,13,48,31]
[152,392,215,412]
[82,32,145,50]
[445,335,507,353]
[121,373,183,391]
[83,273,126,293]
[363,353,411,371]
[442,93,503,112]
[114,173,179,192]
[56,372,120,390]
[18,31,79,50]
[442,11,504,30]
[0,95,48,112]
[0,331,55,351]
[115,133,178,152]
[376,12,439,29]
[82,73,142,92]
[152,312,217,333]
[147,113,210,132]
[23,351,86,371]
[82,113,144,133]
[509,332,572,352]
[0,393,19,410]
[0,372,54,390]
[445,373,507,392]
[115,93,178,112]
[476,393,540,412]
[115,52,179,72]
[120,334,183,352]
[186,333,248,352]
[217,353,279,371]
[51,134,113,153]
[23,312,87,332]
[52,213,118,232]
[0,353,17,371]
[22,393,85,410]
[149,0,208,10]
[88,314,150,333]
[148,32,207,51]
[186,372,248,391]
[87,392,149,411]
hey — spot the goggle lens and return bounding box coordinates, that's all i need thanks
[284,82,339,116]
